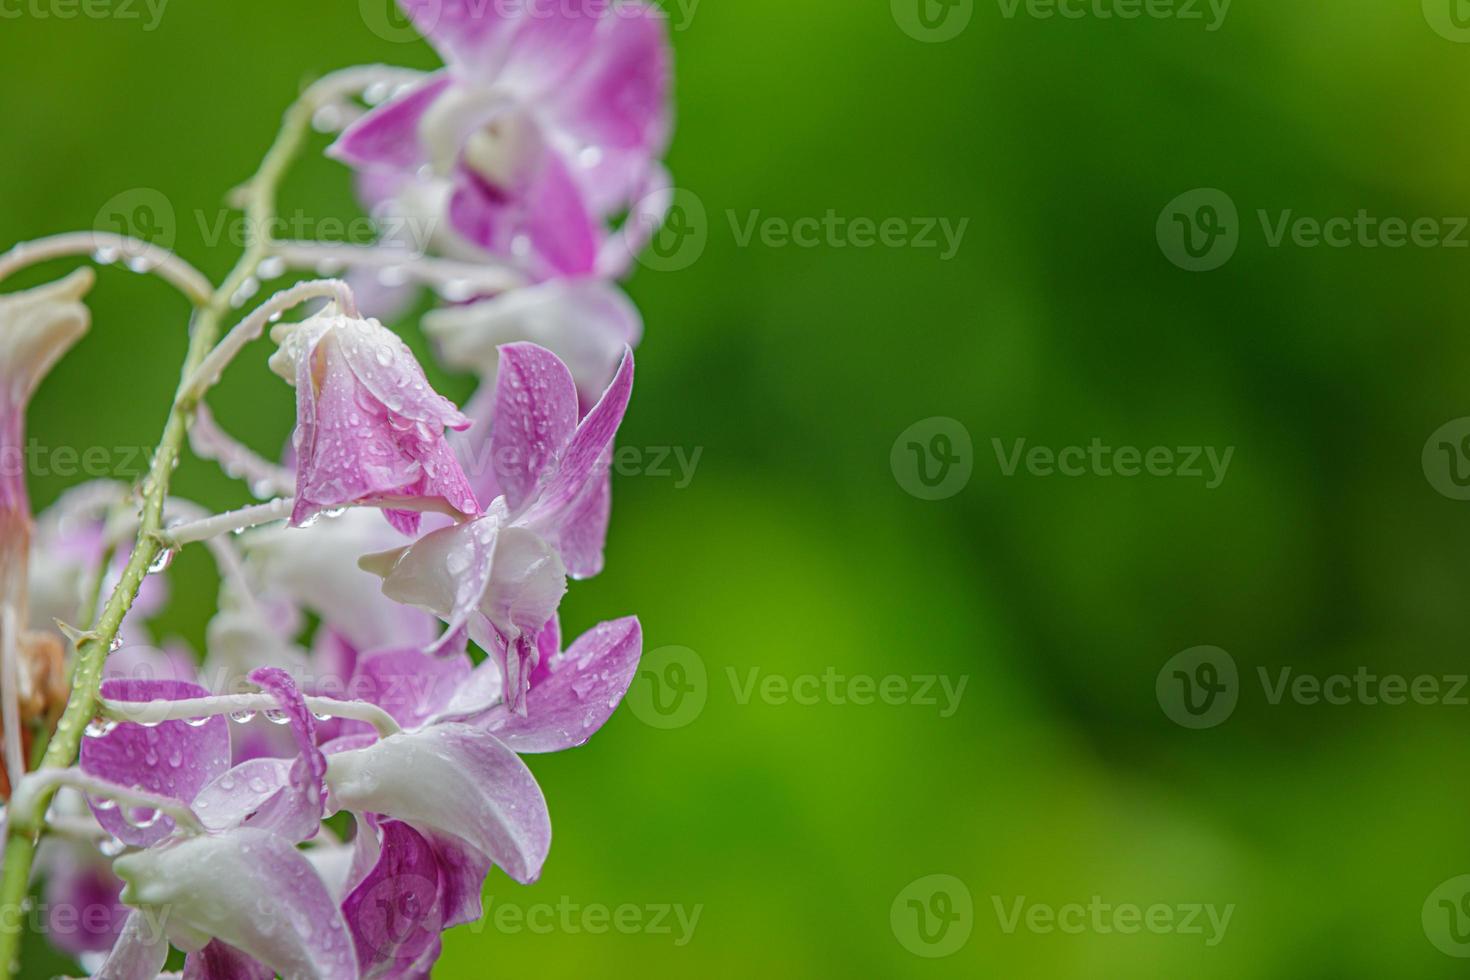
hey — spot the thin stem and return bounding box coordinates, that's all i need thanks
[270,241,526,298]
[186,279,356,397]
[7,768,202,837]
[0,232,213,304]
[0,75,325,979]
[188,404,296,500]
[98,693,400,737]
[161,497,294,547]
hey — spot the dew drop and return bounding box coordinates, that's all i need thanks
[229,709,257,724]
[84,718,117,739]
[147,548,176,575]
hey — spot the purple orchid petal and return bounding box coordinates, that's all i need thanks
[93,910,169,980]
[448,146,601,279]
[482,617,641,752]
[491,342,579,513]
[328,73,451,172]
[79,679,229,847]
[342,819,444,979]
[114,828,358,979]
[552,462,611,580]
[494,0,602,97]
[243,667,328,841]
[524,347,632,534]
[423,833,493,929]
[347,647,473,729]
[555,3,672,148]
[325,723,551,884]
[397,0,520,80]
[182,940,274,980]
[549,3,672,212]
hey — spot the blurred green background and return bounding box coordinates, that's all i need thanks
[6,0,1470,976]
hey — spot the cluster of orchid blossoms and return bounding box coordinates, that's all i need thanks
[0,2,673,978]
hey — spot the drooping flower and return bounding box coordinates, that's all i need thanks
[268,304,480,535]
[361,343,633,711]
[329,0,673,280]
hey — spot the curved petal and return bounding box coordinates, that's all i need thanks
[448,147,601,279]
[423,833,493,929]
[342,820,444,979]
[398,0,520,80]
[491,342,579,513]
[524,348,632,533]
[79,679,230,848]
[191,758,292,833]
[482,617,641,752]
[93,909,169,980]
[114,828,358,980]
[548,4,672,210]
[242,667,327,841]
[325,723,551,884]
[328,73,451,172]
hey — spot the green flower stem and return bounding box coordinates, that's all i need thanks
[0,82,321,980]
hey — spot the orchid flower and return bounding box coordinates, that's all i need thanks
[361,343,632,711]
[78,668,354,978]
[2,4,669,971]
[269,304,480,535]
[330,0,673,280]
[321,615,642,975]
